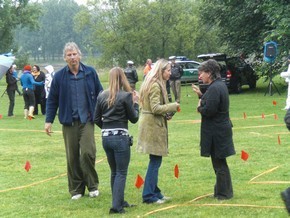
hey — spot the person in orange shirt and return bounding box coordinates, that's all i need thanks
[143,59,152,78]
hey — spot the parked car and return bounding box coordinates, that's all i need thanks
[175,56,188,61]
[176,60,200,83]
[197,53,258,93]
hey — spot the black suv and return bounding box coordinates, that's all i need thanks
[197,53,258,94]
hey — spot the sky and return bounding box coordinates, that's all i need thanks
[74,0,88,5]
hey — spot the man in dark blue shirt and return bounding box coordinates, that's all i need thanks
[45,42,103,200]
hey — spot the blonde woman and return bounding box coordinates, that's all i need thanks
[137,58,179,204]
[94,67,139,214]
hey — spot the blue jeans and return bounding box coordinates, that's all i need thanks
[142,154,164,203]
[102,135,131,212]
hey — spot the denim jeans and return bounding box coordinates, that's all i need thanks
[102,135,131,212]
[142,154,164,203]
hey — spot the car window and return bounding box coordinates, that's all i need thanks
[177,61,199,70]
[186,62,199,69]
[178,63,186,69]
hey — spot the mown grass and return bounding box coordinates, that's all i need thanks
[0,72,290,218]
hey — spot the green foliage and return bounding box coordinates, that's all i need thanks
[15,0,85,61]
[259,0,290,54]
[5,0,290,70]
[199,0,268,56]
[75,0,203,66]
[199,0,290,59]
[0,0,42,52]
[14,52,30,69]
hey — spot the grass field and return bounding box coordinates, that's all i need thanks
[1,72,290,217]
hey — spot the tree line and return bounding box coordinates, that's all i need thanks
[1,0,290,70]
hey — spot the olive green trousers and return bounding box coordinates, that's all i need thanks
[62,121,99,196]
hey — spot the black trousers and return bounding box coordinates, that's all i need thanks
[7,89,15,116]
[210,156,233,199]
[23,89,35,109]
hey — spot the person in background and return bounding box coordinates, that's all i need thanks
[124,60,138,90]
[6,66,17,117]
[12,64,22,96]
[281,109,290,215]
[94,67,139,214]
[137,58,179,204]
[20,65,44,119]
[280,55,290,110]
[192,59,235,200]
[32,65,46,115]
[45,42,103,200]
[166,80,172,102]
[143,59,152,79]
[169,56,183,103]
[44,65,55,99]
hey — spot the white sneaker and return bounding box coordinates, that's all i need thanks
[154,199,165,204]
[71,194,82,200]
[89,190,99,198]
[161,196,171,201]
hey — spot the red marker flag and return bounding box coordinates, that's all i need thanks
[174,164,179,178]
[273,100,277,106]
[274,114,278,120]
[243,112,247,119]
[135,174,144,189]
[24,161,31,172]
[278,135,281,145]
[0,114,2,119]
[241,150,249,161]
[261,113,265,119]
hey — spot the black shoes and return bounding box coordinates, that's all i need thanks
[281,188,290,214]
[123,201,136,208]
[109,208,126,214]
[109,201,136,214]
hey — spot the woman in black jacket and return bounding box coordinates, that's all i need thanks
[6,66,17,117]
[94,67,139,214]
[192,59,235,200]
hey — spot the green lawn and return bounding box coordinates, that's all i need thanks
[0,74,290,217]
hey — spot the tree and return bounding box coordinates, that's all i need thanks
[75,0,203,66]
[197,0,290,76]
[199,0,290,58]
[0,0,41,52]
[198,0,268,57]
[15,0,85,61]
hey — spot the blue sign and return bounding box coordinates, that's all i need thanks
[264,41,278,63]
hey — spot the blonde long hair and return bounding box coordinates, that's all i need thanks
[139,58,169,107]
[107,67,132,107]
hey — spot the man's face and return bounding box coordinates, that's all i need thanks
[64,49,80,68]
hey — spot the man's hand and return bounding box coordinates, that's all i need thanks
[45,123,53,136]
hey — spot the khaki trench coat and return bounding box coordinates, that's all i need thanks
[137,82,177,156]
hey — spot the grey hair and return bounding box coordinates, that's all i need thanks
[198,59,221,81]
[63,42,82,58]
